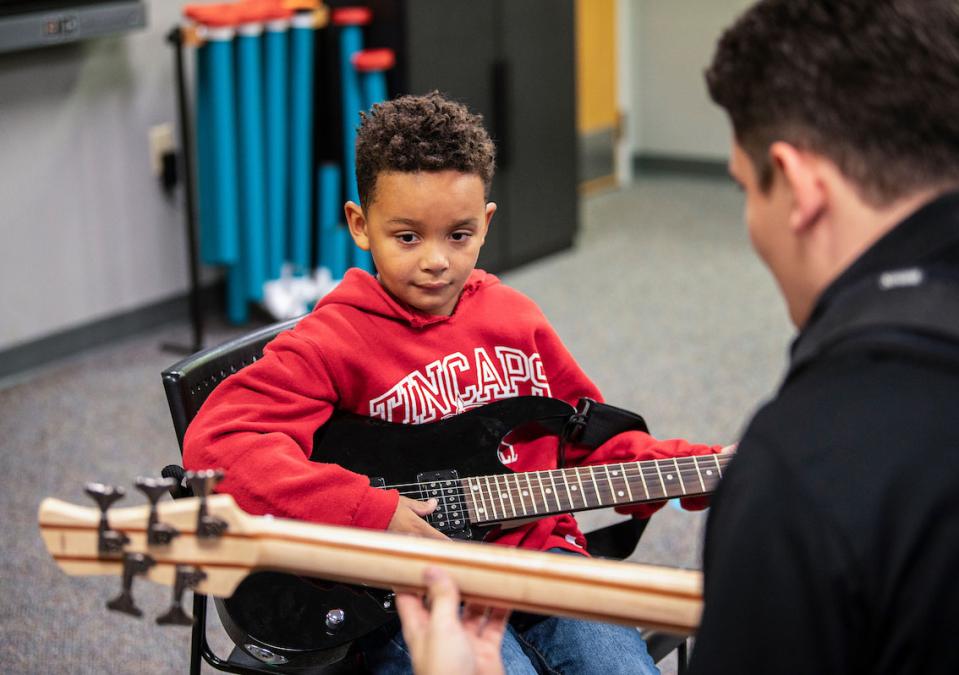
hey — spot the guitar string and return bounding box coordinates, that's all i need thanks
[382,470,736,504]
[414,460,725,524]
[382,455,733,502]
[412,460,731,524]
[377,453,733,492]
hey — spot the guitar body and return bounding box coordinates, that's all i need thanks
[217,396,575,667]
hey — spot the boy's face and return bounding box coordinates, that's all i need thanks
[345,170,496,316]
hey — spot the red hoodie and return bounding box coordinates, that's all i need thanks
[183,269,721,553]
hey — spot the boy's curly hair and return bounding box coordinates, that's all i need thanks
[355,91,496,207]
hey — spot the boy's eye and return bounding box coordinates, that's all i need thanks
[396,233,418,244]
[450,231,472,242]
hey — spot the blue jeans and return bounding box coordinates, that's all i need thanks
[360,549,659,675]
[362,615,658,675]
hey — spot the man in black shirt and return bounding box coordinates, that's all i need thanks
[393,1,959,673]
[690,1,959,672]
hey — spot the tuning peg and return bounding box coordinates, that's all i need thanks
[135,477,181,545]
[84,483,131,554]
[156,565,207,626]
[106,552,156,617]
[184,470,228,539]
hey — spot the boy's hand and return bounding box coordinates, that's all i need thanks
[389,496,448,540]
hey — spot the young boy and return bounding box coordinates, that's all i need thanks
[184,91,725,674]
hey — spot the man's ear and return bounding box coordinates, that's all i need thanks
[479,202,497,244]
[769,141,827,232]
[344,201,370,251]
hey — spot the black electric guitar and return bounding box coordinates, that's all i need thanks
[211,396,730,669]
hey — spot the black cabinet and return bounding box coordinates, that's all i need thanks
[340,0,579,273]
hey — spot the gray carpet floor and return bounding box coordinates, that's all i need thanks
[0,174,794,674]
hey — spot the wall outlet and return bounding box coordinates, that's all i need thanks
[149,123,175,177]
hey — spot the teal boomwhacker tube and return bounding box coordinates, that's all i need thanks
[360,70,388,113]
[264,18,290,280]
[290,11,316,272]
[338,24,363,208]
[350,68,391,273]
[205,27,241,265]
[226,259,248,324]
[338,25,370,272]
[236,21,267,300]
[318,163,349,279]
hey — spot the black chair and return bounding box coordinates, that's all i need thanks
[161,316,689,674]
[162,316,352,675]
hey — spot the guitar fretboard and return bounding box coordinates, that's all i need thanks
[462,454,730,524]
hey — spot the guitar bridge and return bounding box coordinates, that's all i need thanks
[417,470,471,539]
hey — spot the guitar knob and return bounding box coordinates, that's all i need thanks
[325,608,346,632]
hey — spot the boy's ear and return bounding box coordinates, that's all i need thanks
[769,141,827,233]
[480,202,497,243]
[344,201,371,251]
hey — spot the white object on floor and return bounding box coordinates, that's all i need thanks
[262,265,340,320]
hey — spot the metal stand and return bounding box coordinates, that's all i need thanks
[164,25,205,355]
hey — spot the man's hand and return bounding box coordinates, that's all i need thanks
[388,496,447,540]
[396,566,509,675]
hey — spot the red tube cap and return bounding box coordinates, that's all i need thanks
[183,3,242,27]
[352,48,395,72]
[332,6,372,26]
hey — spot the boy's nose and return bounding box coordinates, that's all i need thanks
[420,244,450,273]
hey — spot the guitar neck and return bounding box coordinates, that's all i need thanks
[464,453,731,525]
[39,494,703,633]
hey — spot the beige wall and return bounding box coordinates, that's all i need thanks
[628,0,752,162]
[0,2,188,351]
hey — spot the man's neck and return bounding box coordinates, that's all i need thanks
[792,186,946,328]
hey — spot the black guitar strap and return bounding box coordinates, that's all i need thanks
[555,397,649,474]
[787,267,959,383]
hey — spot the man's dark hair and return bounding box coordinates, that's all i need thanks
[354,91,496,208]
[706,0,959,205]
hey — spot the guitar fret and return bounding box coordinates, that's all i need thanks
[525,474,538,514]
[560,469,575,510]
[502,474,517,518]
[515,474,529,516]
[672,458,687,496]
[609,465,626,502]
[635,462,650,500]
[547,471,562,511]
[483,475,499,521]
[620,463,635,502]
[654,460,668,498]
[588,466,602,506]
[536,471,549,512]
[693,456,706,492]
[467,477,484,521]
[574,467,588,508]
[456,478,470,526]
[604,465,619,504]
[713,454,723,478]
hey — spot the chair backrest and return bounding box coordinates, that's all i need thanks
[161,316,303,451]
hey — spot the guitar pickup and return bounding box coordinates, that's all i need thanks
[416,470,469,537]
[416,469,459,483]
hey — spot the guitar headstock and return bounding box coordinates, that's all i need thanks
[38,469,256,625]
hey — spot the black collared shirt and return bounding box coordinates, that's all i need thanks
[688,192,959,674]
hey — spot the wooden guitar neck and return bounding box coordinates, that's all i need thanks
[39,493,703,634]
